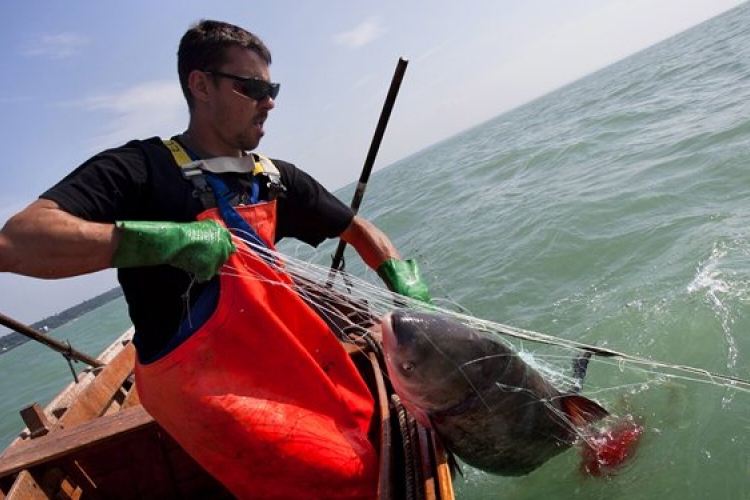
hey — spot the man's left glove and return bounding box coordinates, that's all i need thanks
[112,220,236,282]
[377,258,433,304]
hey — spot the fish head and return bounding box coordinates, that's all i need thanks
[381,309,513,422]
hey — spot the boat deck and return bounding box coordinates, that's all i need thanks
[0,332,232,499]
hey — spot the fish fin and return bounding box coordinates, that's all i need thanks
[560,394,609,426]
[448,450,464,479]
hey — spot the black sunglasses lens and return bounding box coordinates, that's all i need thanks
[240,80,280,100]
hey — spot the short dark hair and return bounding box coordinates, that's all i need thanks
[177,20,272,110]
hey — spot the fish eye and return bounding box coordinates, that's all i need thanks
[401,362,415,373]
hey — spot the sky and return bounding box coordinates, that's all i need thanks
[0,0,746,330]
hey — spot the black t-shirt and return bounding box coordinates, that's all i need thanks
[41,137,354,359]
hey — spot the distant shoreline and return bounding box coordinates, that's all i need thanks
[0,287,124,354]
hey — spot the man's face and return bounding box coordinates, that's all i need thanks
[203,45,276,152]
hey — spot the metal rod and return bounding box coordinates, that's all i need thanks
[329,57,409,278]
[0,311,104,368]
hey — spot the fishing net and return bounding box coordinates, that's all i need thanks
[222,234,750,397]
[219,233,750,484]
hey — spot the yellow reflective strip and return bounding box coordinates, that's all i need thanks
[253,154,280,175]
[163,139,193,167]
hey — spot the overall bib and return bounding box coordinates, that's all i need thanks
[134,164,379,499]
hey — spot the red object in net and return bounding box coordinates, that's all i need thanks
[580,415,644,477]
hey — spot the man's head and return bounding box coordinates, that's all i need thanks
[178,20,278,154]
[178,20,272,110]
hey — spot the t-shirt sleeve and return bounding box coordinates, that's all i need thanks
[274,161,354,247]
[40,143,149,222]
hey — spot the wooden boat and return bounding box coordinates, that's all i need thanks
[0,312,455,499]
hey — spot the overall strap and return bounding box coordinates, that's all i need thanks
[161,139,272,256]
[163,139,286,208]
[203,174,270,254]
[163,139,215,209]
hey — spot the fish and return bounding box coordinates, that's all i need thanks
[381,309,610,476]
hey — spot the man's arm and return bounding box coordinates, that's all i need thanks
[1,199,235,283]
[0,199,117,278]
[340,215,432,304]
[339,215,401,270]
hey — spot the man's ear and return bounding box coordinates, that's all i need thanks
[188,70,212,105]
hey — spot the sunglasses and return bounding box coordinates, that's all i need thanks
[206,71,280,101]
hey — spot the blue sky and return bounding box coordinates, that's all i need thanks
[0,0,745,329]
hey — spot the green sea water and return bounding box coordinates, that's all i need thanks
[3,3,750,499]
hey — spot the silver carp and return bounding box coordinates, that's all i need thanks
[381,309,609,476]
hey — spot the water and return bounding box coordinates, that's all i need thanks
[3,3,750,498]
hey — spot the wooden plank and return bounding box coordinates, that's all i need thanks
[4,470,50,500]
[36,468,82,500]
[0,406,155,478]
[50,429,231,500]
[155,433,233,499]
[68,427,175,500]
[368,353,394,500]
[57,480,81,500]
[430,432,455,500]
[120,385,140,410]
[54,343,136,429]
[50,468,85,500]
[418,425,437,500]
[18,406,49,439]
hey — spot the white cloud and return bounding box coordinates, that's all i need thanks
[22,32,89,59]
[80,80,188,151]
[334,17,384,49]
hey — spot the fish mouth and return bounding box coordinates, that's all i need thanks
[380,310,421,356]
[380,312,447,427]
[380,310,422,349]
[380,312,397,350]
[380,312,431,424]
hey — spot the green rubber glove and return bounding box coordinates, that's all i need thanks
[112,220,236,282]
[377,258,433,304]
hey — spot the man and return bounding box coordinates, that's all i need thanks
[0,20,430,499]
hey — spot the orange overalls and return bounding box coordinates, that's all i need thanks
[134,165,379,499]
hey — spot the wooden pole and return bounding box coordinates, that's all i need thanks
[329,57,409,279]
[0,311,104,368]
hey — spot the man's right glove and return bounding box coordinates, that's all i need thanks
[112,220,236,282]
[376,258,433,304]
